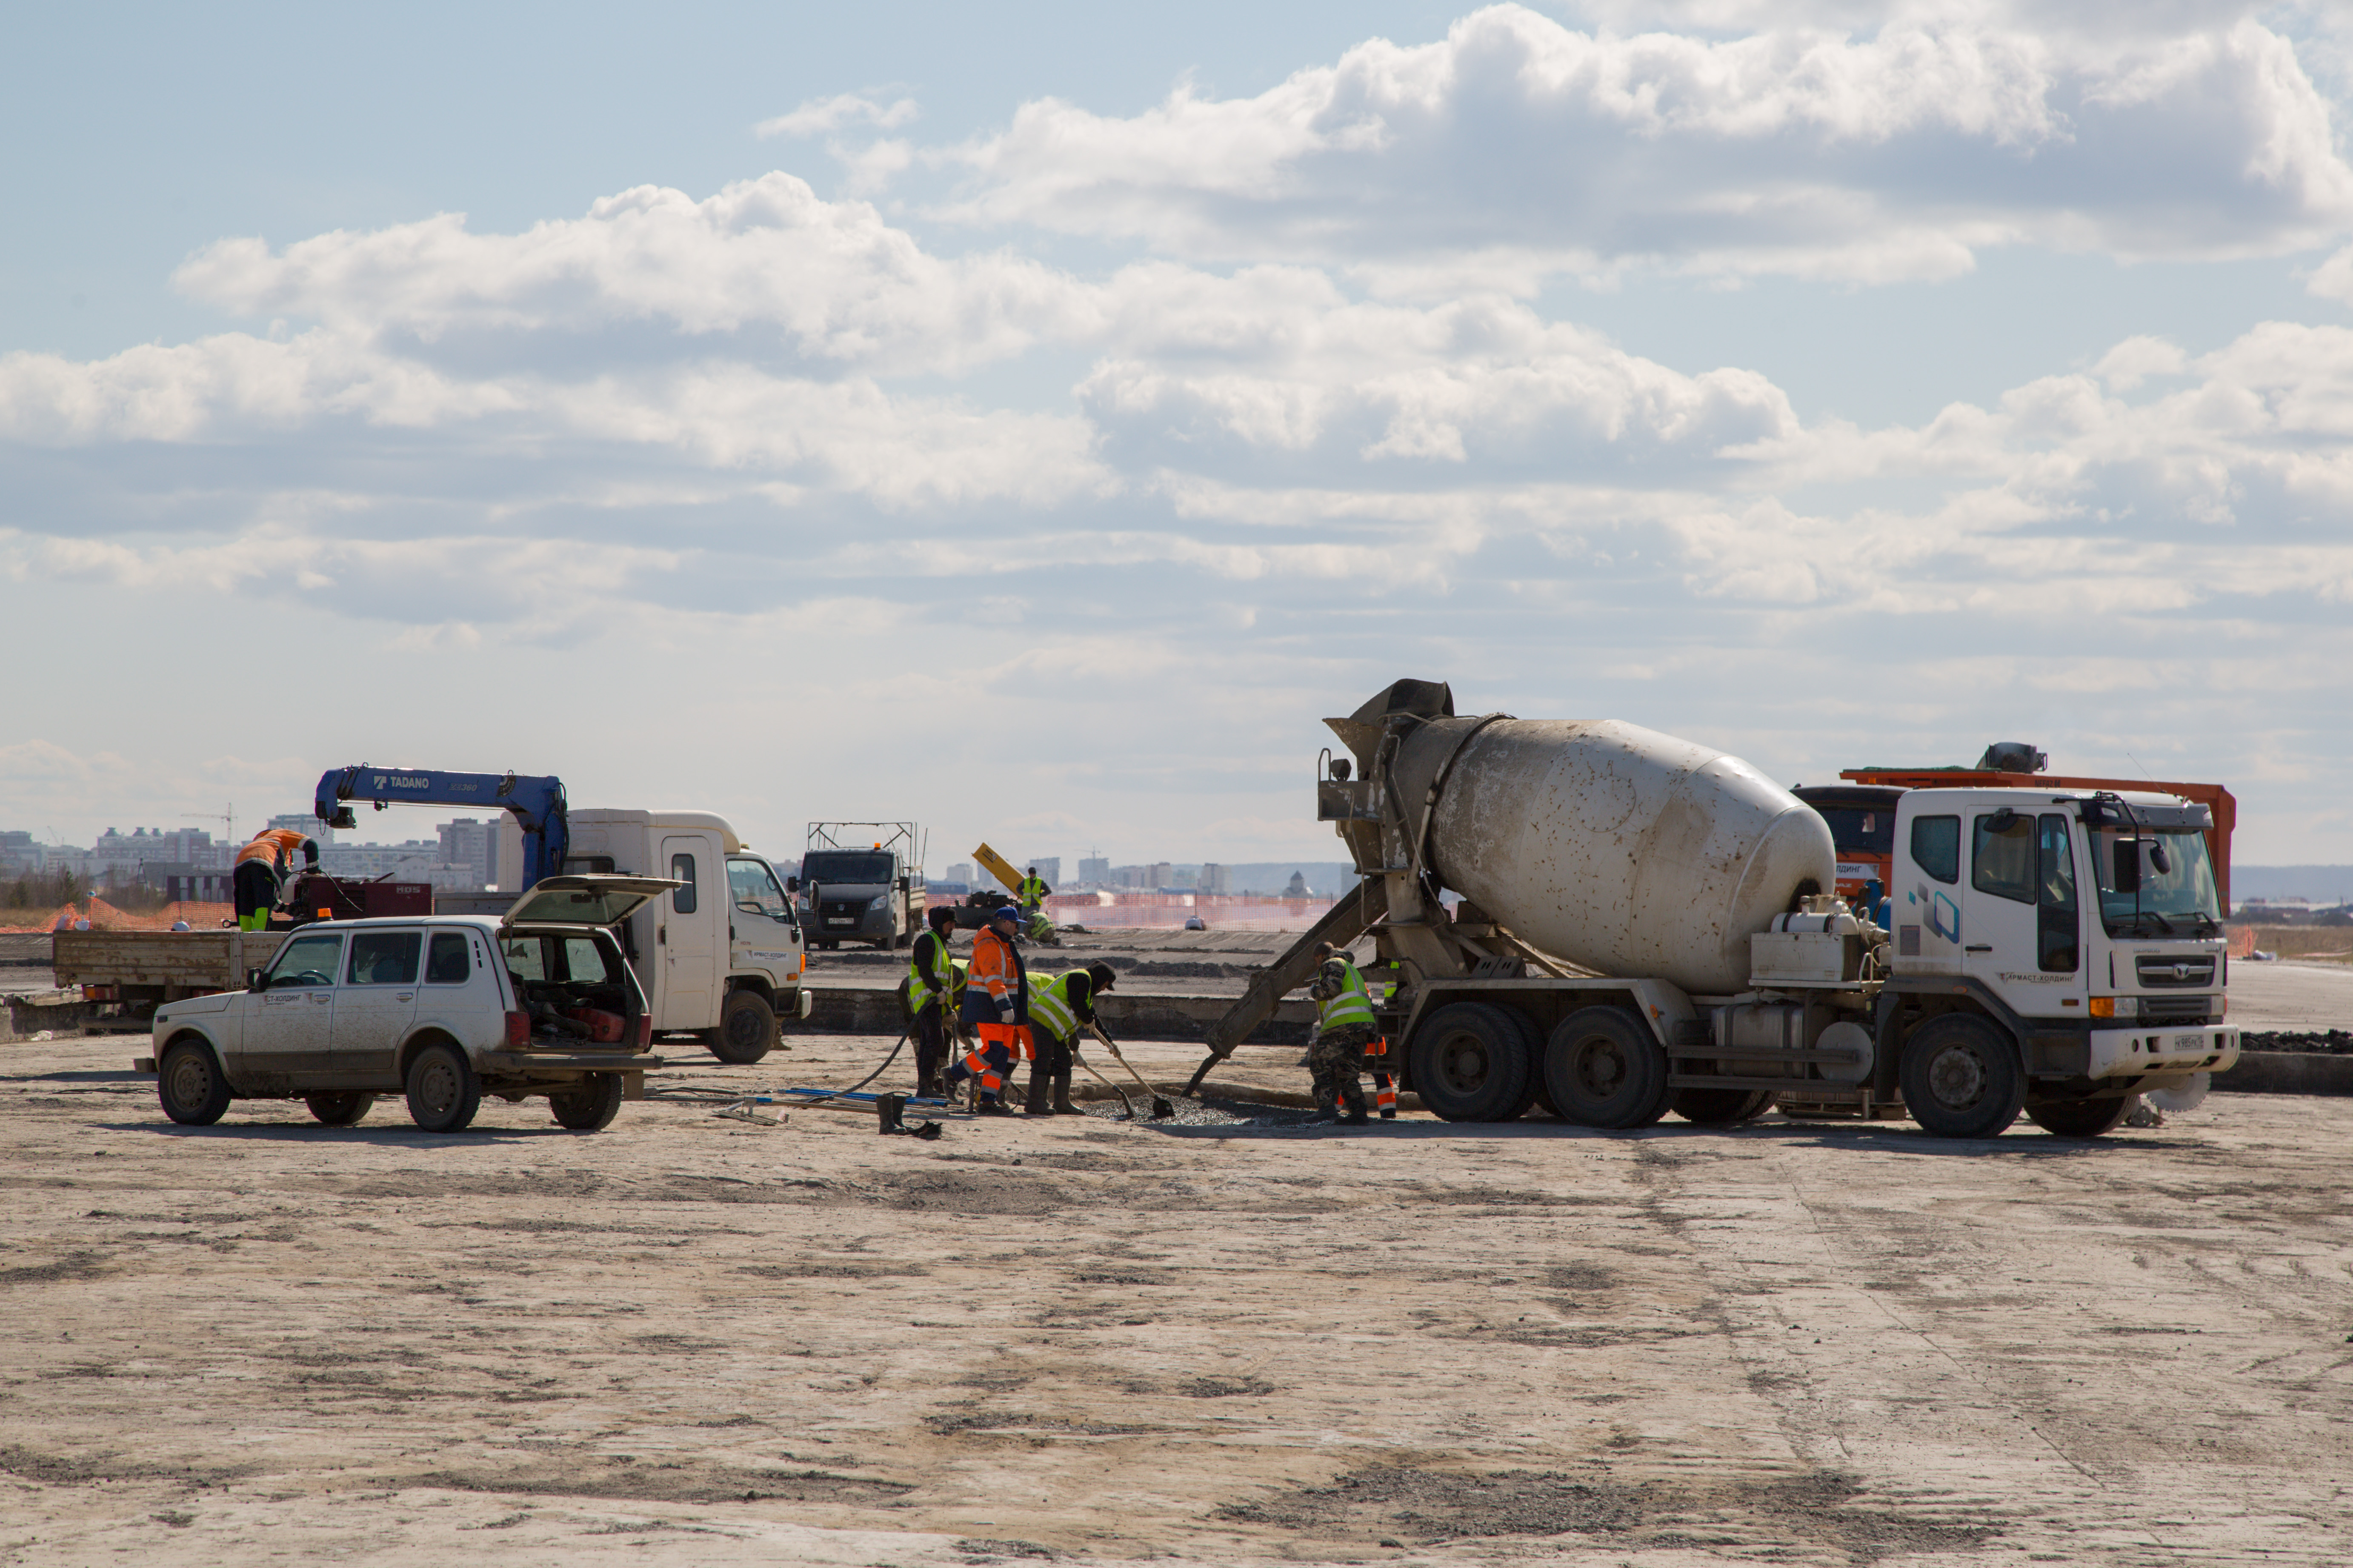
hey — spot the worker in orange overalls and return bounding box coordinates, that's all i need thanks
[232,827,318,931]
[947,904,1029,1116]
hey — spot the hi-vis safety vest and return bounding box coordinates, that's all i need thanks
[1027,970,1082,1042]
[235,828,309,869]
[907,930,955,1012]
[1016,875,1048,908]
[1317,959,1376,1034]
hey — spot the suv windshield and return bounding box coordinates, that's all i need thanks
[801,852,893,884]
[2087,826,2221,937]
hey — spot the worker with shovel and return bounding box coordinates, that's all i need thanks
[949,905,1029,1116]
[1021,961,1118,1115]
[906,905,962,1100]
[1306,940,1375,1126]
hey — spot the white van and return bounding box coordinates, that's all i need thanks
[518,810,811,1064]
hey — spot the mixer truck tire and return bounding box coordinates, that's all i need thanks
[1544,1006,1671,1129]
[1501,1008,1546,1120]
[1898,1014,2024,1139]
[2022,1093,2133,1138]
[1407,1003,1534,1122]
[1671,1086,1774,1125]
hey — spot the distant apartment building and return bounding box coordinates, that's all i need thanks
[946,863,975,889]
[1023,857,1060,886]
[1198,863,1230,895]
[437,818,498,891]
[1078,855,1110,885]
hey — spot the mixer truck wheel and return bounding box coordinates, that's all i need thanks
[1544,1006,1671,1129]
[2022,1093,2132,1138]
[1406,1003,1534,1122]
[1898,1014,2024,1139]
[1504,1010,1551,1117]
[1671,1086,1774,1125]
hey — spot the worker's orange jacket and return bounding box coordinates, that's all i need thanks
[234,828,310,869]
[961,925,1027,1024]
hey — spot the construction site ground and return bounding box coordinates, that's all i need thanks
[7,1011,2353,1568]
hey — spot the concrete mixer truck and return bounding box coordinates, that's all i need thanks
[1192,680,2239,1140]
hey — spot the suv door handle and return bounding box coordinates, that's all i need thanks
[1965,944,1993,953]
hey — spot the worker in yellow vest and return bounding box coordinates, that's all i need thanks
[1306,940,1375,1125]
[905,905,961,1099]
[1022,962,1118,1115]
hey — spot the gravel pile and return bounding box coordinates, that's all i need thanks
[2240,1029,2353,1054]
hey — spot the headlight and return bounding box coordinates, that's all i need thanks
[2090,997,2140,1020]
[868,894,890,911]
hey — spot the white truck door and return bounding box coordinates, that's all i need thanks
[1959,805,2063,1017]
[1893,808,1964,974]
[241,929,344,1083]
[332,928,421,1085]
[726,854,803,986]
[658,835,717,1029]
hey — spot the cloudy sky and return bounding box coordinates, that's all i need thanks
[6,0,2352,870]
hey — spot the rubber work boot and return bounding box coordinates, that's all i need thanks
[1023,1069,1052,1116]
[975,1098,1013,1117]
[1051,1071,1082,1114]
[1342,1109,1371,1126]
[1379,1108,1396,1121]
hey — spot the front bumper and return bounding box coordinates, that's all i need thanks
[2087,1024,2239,1081]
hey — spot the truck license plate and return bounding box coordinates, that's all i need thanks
[826,917,852,925]
[2173,1033,2204,1051]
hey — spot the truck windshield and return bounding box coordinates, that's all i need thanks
[1813,807,1895,857]
[802,852,893,884]
[2087,826,2221,937]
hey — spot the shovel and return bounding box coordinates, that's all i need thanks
[1069,1045,1136,1120]
[1089,1021,1175,1120]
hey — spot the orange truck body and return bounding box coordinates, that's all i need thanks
[1829,768,2237,913]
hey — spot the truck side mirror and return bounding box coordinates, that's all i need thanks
[2149,841,2171,876]
[247,968,268,992]
[2112,838,2141,894]
[897,875,910,892]
[784,877,799,895]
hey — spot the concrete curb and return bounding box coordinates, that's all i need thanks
[2213,1050,2353,1097]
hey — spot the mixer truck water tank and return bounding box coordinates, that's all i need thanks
[1388,716,1836,996]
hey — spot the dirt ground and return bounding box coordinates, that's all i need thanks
[6,1026,2352,1568]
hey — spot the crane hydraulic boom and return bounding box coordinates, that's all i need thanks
[312,767,569,892]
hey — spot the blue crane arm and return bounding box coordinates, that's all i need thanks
[311,767,569,891]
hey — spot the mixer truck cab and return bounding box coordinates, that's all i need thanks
[1884,788,2236,1133]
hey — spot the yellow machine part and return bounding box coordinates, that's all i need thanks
[971,843,1025,896]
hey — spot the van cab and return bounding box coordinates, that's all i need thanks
[139,876,674,1134]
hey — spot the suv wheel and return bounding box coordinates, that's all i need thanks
[1899,1014,2024,1139]
[550,1074,624,1131]
[305,1092,374,1126]
[711,991,777,1065]
[405,1043,481,1133]
[159,1040,232,1126]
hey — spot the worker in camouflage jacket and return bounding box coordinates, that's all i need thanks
[1306,940,1374,1125]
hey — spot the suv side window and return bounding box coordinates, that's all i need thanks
[347,931,422,985]
[561,936,613,982]
[426,932,471,984]
[671,853,698,914]
[1971,814,2036,904]
[1910,815,1960,885]
[502,936,548,982]
[267,932,344,987]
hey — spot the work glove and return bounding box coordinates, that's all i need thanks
[996,1000,1017,1025]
